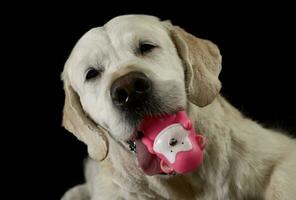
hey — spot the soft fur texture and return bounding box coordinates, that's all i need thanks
[61,15,296,200]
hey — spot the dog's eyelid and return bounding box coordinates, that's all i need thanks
[137,40,159,55]
[140,40,157,46]
[84,66,103,82]
[139,40,159,48]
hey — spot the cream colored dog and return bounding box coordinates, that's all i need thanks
[61,15,296,200]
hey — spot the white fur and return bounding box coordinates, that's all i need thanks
[65,15,186,141]
[62,15,296,200]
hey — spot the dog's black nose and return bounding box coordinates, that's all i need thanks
[111,72,151,107]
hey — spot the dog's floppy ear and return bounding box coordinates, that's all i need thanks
[62,74,108,162]
[168,25,222,107]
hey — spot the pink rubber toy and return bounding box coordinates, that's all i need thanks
[138,111,207,174]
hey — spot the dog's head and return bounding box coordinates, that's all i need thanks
[62,15,222,166]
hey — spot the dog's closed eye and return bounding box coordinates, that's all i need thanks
[85,67,103,81]
[138,42,157,55]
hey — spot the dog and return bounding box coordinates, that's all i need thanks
[61,15,296,200]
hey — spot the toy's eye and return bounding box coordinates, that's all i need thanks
[169,138,178,146]
[181,142,184,144]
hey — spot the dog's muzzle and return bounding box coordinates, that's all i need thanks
[110,71,152,109]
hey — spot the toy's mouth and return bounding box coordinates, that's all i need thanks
[126,130,164,176]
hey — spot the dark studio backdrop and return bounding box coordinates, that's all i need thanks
[6,2,295,200]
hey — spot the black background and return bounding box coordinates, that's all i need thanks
[4,2,296,199]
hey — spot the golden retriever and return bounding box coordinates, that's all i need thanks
[61,15,296,200]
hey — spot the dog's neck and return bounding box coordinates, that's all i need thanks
[107,96,255,199]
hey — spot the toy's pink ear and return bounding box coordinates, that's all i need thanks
[160,160,174,174]
[177,112,192,130]
[183,120,192,130]
[195,135,207,150]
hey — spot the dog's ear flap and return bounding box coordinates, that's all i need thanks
[62,74,108,162]
[168,25,222,107]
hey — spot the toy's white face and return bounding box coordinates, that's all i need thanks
[153,124,192,163]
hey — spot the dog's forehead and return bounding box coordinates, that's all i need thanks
[68,15,165,63]
[104,15,160,29]
[104,15,167,39]
[65,28,107,71]
[72,27,108,56]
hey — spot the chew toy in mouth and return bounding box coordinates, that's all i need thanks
[132,111,207,176]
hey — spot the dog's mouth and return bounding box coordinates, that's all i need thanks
[126,110,185,176]
[126,130,164,176]
[123,99,185,175]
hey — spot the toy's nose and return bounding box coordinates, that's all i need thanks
[169,138,178,146]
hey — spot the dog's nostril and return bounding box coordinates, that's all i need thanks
[114,88,129,105]
[134,78,151,93]
[111,71,151,107]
